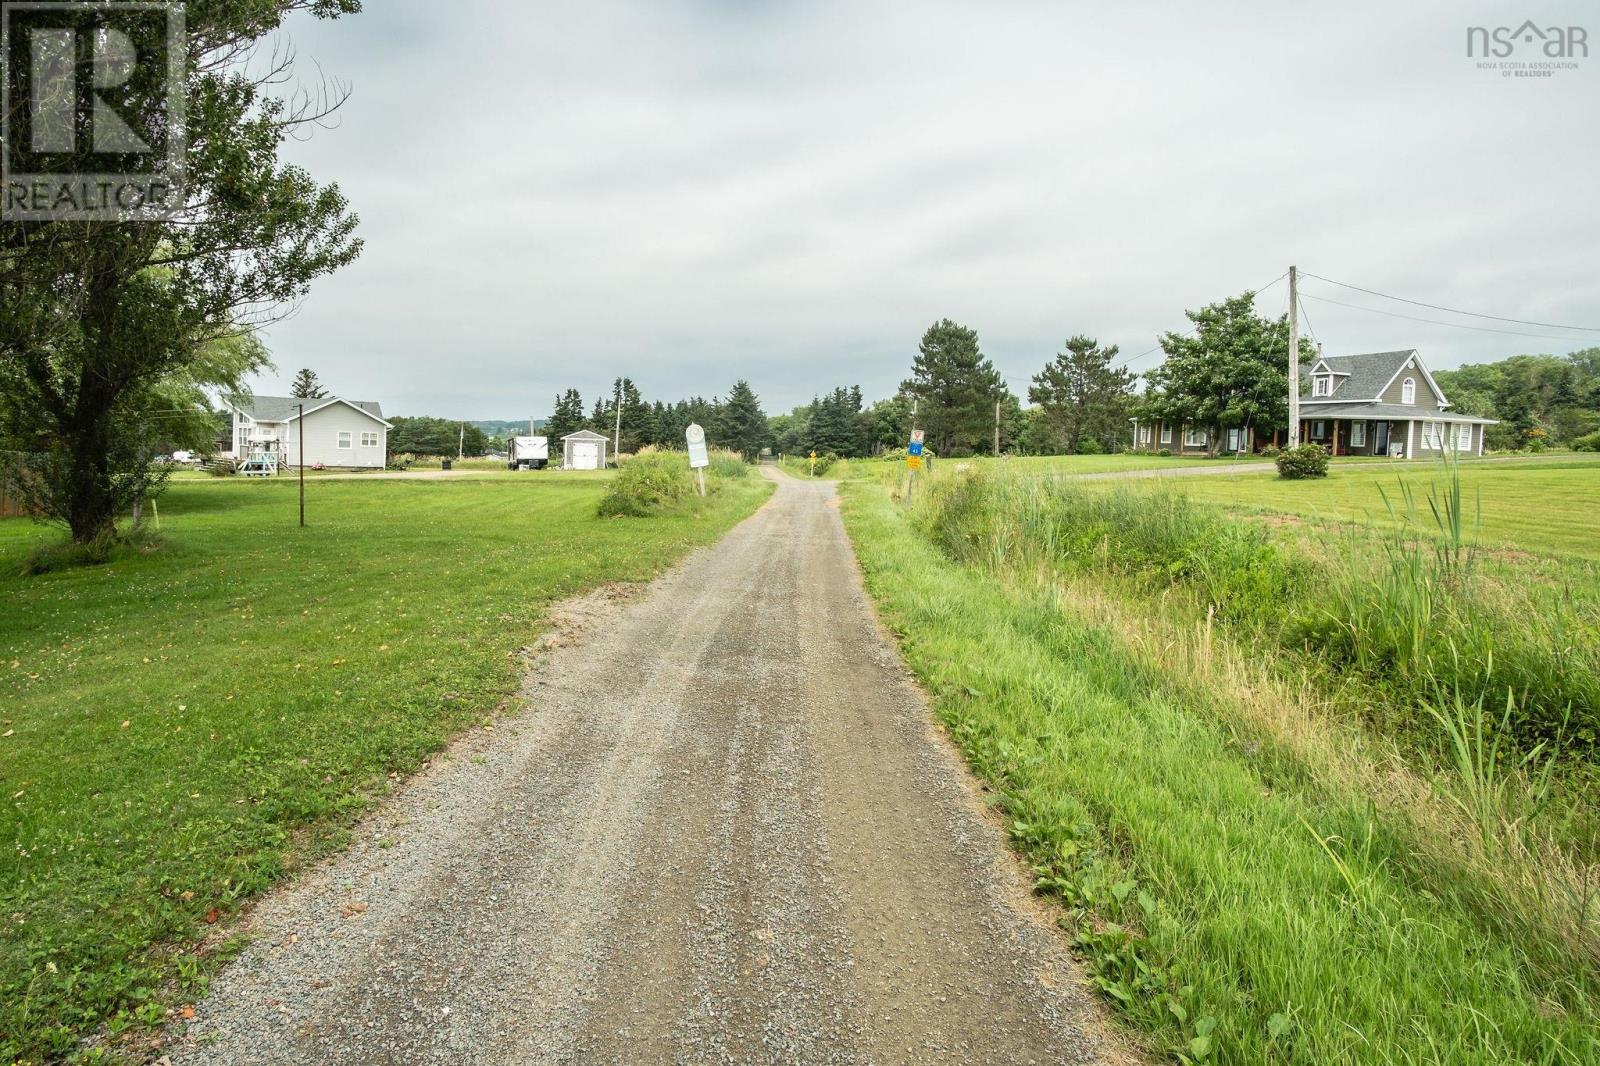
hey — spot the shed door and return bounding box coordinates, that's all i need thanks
[572,442,599,470]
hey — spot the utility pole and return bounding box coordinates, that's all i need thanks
[907,397,918,506]
[298,402,305,528]
[458,423,465,460]
[1287,264,1300,448]
[994,399,1001,457]
[613,380,622,459]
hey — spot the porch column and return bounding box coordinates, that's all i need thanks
[1406,420,1416,459]
[1332,421,1341,456]
[1477,424,1485,456]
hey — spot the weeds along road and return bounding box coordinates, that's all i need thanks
[175,467,1116,1066]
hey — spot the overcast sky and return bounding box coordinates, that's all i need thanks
[252,1,1600,418]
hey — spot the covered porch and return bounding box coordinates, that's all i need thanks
[1296,407,1492,459]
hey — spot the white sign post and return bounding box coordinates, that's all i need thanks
[686,423,709,496]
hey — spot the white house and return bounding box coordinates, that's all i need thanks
[226,395,391,470]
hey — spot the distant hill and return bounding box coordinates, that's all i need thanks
[474,419,545,437]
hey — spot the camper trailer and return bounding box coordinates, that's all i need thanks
[508,436,550,470]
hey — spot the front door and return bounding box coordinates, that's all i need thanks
[1373,421,1391,456]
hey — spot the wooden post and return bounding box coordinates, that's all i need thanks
[1332,420,1340,457]
[1287,265,1300,447]
[696,468,706,497]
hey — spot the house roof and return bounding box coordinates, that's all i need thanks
[561,430,610,441]
[1299,402,1496,424]
[1301,350,1418,401]
[233,395,390,427]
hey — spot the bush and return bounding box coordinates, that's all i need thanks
[1075,438,1106,455]
[1275,443,1329,480]
[1572,431,1600,453]
[596,452,691,517]
[1259,444,1282,458]
[1156,448,1173,458]
[19,526,163,575]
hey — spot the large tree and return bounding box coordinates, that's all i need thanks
[901,319,1007,456]
[1137,292,1312,457]
[0,1,363,542]
[718,380,768,459]
[1029,336,1135,453]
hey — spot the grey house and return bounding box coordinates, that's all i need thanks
[226,395,392,470]
[1132,350,1497,459]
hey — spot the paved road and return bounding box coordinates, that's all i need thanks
[175,468,1115,1065]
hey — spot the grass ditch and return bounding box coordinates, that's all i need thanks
[839,469,1599,1064]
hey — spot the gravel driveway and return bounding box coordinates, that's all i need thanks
[173,468,1118,1065]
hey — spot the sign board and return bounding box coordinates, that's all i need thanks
[685,423,709,469]
[908,440,923,457]
[907,454,923,471]
[909,429,925,445]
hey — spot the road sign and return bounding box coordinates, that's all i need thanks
[909,429,925,446]
[907,454,923,471]
[908,440,923,457]
[685,423,709,469]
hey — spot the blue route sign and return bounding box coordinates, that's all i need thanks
[908,441,923,457]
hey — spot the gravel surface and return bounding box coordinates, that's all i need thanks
[173,468,1120,1065]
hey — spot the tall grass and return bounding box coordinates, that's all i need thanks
[841,479,1600,1064]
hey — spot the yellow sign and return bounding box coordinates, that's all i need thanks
[907,454,923,471]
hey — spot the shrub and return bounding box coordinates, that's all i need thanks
[596,452,691,517]
[1275,443,1329,479]
[1076,438,1106,455]
[1572,431,1600,453]
[1156,448,1173,458]
[1259,444,1282,458]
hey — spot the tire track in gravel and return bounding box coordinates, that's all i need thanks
[174,468,1127,1065]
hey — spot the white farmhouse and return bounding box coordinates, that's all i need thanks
[226,395,391,470]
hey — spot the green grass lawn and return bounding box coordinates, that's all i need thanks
[0,472,771,1059]
[1125,455,1600,559]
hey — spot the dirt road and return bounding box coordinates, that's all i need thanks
[176,469,1114,1065]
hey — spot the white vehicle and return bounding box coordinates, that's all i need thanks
[508,436,549,470]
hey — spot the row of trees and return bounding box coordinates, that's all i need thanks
[1436,351,1600,449]
[542,379,771,459]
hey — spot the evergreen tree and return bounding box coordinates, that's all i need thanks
[719,380,768,459]
[545,389,586,444]
[1028,336,1136,453]
[901,319,1007,456]
[289,368,328,399]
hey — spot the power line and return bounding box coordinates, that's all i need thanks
[1114,269,1291,370]
[1300,271,1600,333]
[1299,292,1594,343]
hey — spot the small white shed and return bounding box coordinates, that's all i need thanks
[561,429,610,470]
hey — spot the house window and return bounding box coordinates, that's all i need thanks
[1227,428,1242,452]
[337,431,353,449]
[1402,378,1416,405]
[1160,425,1173,445]
[1313,376,1331,397]
[1184,427,1207,448]
[1312,420,1326,438]
[1421,422,1443,450]
[361,431,379,448]
[1351,421,1366,448]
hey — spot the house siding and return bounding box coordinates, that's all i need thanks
[1377,360,1444,412]
[289,403,387,469]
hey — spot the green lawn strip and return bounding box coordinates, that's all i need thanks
[0,474,772,1059]
[1125,456,1600,561]
[839,480,1596,1065]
